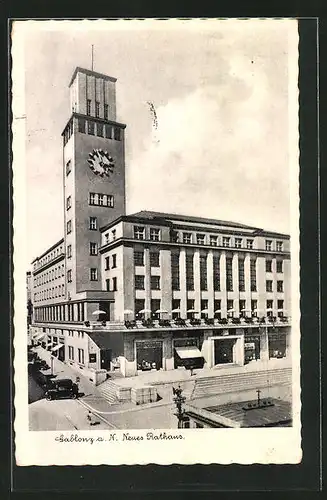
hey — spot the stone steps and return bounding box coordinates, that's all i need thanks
[191,367,292,400]
[97,379,121,404]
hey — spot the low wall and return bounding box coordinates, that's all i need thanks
[66,361,107,385]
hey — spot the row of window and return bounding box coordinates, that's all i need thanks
[133,226,285,252]
[105,277,117,292]
[34,264,65,287]
[266,280,284,293]
[134,298,285,317]
[134,251,160,267]
[68,346,85,365]
[266,259,283,273]
[135,275,160,290]
[34,303,85,323]
[63,117,122,146]
[34,284,65,302]
[89,192,114,208]
[104,254,117,270]
[67,268,99,282]
[86,99,110,120]
[33,245,64,270]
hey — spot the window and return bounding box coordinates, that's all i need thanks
[200,254,207,290]
[104,104,109,120]
[151,299,161,317]
[87,99,91,115]
[112,229,116,240]
[135,275,145,290]
[66,220,72,234]
[62,264,65,277]
[88,121,95,135]
[105,124,112,139]
[266,300,273,316]
[90,242,98,256]
[276,260,283,273]
[277,300,284,316]
[186,253,194,291]
[266,259,272,272]
[172,299,181,316]
[238,257,245,291]
[66,160,71,176]
[67,245,72,259]
[235,238,242,248]
[89,192,114,208]
[151,276,160,290]
[223,236,231,248]
[246,239,254,250]
[104,233,109,244]
[105,256,110,270]
[149,228,160,241]
[171,252,180,291]
[210,235,218,246]
[66,195,72,210]
[96,123,103,137]
[106,195,114,207]
[98,194,104,206]
[171,230,179,242]
[277,280,284,292]
[183,232,192,244]
[78,348,85,365]
[67,270,72,283]
[134,226,145,240]
[226,257,233,291]
[114,127,121,141]
[78,118,86,133]
[276,241,283,252]
[150,252,160,267]
[134,251,144,266]
[106,279,110,291]
[90,268,98,281]
[68,346,74,361]
[135,299,145,316]
[89,217,97,230]
[266,280,273,292]
[112,254,117,268]
[89,353,97,363]
[250,259,257,291]
[265,240,272,251]
[187,299,195,318]
[213,253,220,291]
[112,277,117,291]
[95,101,100,117]
[197,234,206,245]
[227,299,234,312]
[251,299,257,315]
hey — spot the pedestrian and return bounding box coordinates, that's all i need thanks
[87,411,94,426]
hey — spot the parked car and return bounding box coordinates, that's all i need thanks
[45,378,79,401]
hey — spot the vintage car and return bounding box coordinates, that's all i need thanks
[45,378,79,400]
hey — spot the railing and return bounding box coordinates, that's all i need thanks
[123,316,290,329]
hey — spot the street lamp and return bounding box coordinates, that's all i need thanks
[172,385,186,428]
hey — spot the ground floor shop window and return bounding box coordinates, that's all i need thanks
[244,335,261,363]
[214,337,237,365]
[136,340,163,371]
[173,338,200,369]
[268,333,286,359]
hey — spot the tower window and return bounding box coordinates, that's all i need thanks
[66,195,71,210]
[134,226,145,240]
[66,220,72,234]
[88,121,95,135]
[104,104,109,120]
[89,242,98,256]
[105,124,112,139]
[87,99,91,116]
[78,118,86,134]
[67,245,72,259]
[67,270,72,283]
[96,123,104,137]
[90,268,98,281]
[106,195,114,208]
[89,217,97,230]
[66,160,71,176]
[95,101,100,118]
[149,228,160,241]
[114,127,121,141]
[98,194,104,206]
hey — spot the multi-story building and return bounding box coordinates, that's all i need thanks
[29,67,291,382]
[26,271,32,328]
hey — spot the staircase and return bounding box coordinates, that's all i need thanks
[97,379,121,404]
[190,367,292,400]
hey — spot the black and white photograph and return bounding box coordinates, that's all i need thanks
[12,18,301,465]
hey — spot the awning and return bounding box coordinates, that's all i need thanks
[175,346,203,359]
[51,344,64,352]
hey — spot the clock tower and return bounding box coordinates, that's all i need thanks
[62,67,126,300]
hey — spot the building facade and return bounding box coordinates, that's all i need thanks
[29,67,292,382]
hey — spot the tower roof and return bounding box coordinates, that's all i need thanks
[69,67,117,87]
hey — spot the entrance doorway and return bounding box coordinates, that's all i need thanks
[214,338,236,365]
[136,340,163,371]
[100,348,112,370]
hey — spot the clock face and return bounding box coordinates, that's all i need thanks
[87,149,115,177]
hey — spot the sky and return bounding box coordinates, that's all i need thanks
[14,19,298,268]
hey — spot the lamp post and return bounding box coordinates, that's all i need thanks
[51,355,54,376]
[172,385,186,428]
